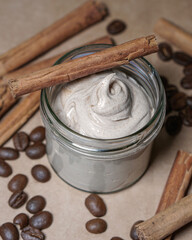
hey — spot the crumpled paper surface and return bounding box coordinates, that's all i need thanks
[0,0,192,239]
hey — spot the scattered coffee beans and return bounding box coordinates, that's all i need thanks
[111,237,124,240]
[26,195,46,214]
[8,174,28,192]
[170,92,187,111]
[31,164,51,183]
[179,106,192,126]
[183,64,192,76]
[0,147,19,160]
[160,75,168,88]
[130,220,144,240]
[0,159,12,177]
[30,126,45,143]
[21,225,45,240]
[107,19,126,35]
[13,213,29,229]
[0,222,19,240]
[172,51,192,66]
[8,190,28,209]
[180,75,192,89]
[26,143,46,159]
[164,84,178,99]
[85,218,107,234]
[158,42,172,61]
[186,96,192,107]
[13,132,29,151]
[165,115,183,136]
[85,194,106,217]
[29,211,53,230]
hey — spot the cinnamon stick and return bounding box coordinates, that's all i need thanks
[8,35,158,98]
[155,150,192,240]
[0,91,40,146]
[0,36,113,118]
[0,0,108,76]
[3,36,113,82]
[154,18,192,55]
[132,194,192,240]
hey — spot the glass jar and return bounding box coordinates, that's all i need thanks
[40,44,166,193]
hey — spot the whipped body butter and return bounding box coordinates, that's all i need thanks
[40,44,166,193]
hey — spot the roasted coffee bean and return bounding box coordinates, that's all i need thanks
[170,92,187,111]
[0,159,12,177]
[29,211,53,230]
[107,19,126,35]
[183,64,192,76]
[8,174,28,192]
[160,75,169,88]
[0,147,19,160]
[111,237,124,240]
[31,164,51,183]
[165,84,178,99]
[165,115,182,136]
[26,143,46,159]
[0,222,19,240]
[26,196,46,214]
[21,225,45,240]
[13,132,29,151]
[181,75,192,89]
[8,190,28,209]
[173,51,192,66]
[13,213,29,229]
[158,42,172,61]
[85,218,107,234]
[186,96,192,108]
[130,220,144,240]
[85,194,106,217]
[179,106,192,126]
[30,126,45,143]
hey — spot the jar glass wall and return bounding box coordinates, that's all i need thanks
[40,44,166,193]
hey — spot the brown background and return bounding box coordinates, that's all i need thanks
[0,0,192,239]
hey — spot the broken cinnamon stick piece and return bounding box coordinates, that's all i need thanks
[3,36,113,82]
[156,150,192,240]
[0,91,40,146]
[0,0,108,76]
[154,18,192,56]
[131,194,192,240]
[8,35,158,98]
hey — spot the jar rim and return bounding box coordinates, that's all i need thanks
[41,44,165,144]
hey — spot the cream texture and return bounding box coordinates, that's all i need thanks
[54,70,154,139]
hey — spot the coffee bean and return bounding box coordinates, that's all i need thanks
[158,43,172,61]
[179,106,192,126]
[31,165,51,183]
[181,75,192,89]
[111,237,124,240]
[173,51,192,66]
[21,225,45,240]
[8,190,28,209]
[160,75,169,88]
[186,96,192,108]
[85,194,106,217]
[26,196,46,214]
[30,126,45,143]
[107,20,126,35]
[0,160,12,177]
[165,84,178,99]
[130,220,144,240]
[26,143,46,159]
[13,132,29,151]
[85,218,107,234]
[183,64,192,76]
[165,115,182,136]
[170,92,187,111]
[29,211,53,230]
[0,147,19,160]
[0,222,19,240]
[13,213,29,229]
[8,174,28,192]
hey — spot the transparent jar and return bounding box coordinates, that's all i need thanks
[40,44,166,193]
